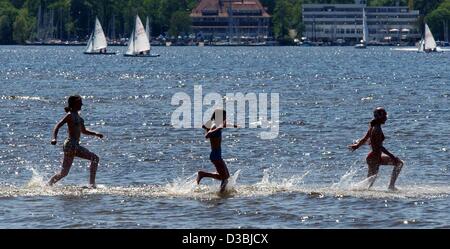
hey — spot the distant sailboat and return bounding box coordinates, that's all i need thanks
[355,8,368,49]
[418,23,439,52]
[84,17,116,55]
[392,23,449,52]
[124,15,159,57]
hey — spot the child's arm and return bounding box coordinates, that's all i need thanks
[348,127,371,151]
[205,127,223,138]
[51,114,70,145]
[81,121,103,138]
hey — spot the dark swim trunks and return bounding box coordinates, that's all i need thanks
[210,148,222,161]
[63,138,90,157]
[209,128,222,161]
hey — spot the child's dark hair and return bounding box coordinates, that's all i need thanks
[64,95,82,113]
[370,107,386,127]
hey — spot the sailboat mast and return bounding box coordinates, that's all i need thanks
[37,4,42,41]
[112,15,116,40]
[134,15,137,54]
[93,18,96,41]
[146,17,150,41]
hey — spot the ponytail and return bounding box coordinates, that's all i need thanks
[64,106,71,113]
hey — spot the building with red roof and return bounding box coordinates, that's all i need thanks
[190,0,271,41]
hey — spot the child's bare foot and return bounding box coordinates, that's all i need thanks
[82,184,96,189]
[219,179,228,193]
[388,185,398,191]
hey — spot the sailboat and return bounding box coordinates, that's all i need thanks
[355,8,368,49]
[418,23,439,53]
[84,17,116,55]
[124,15,159,57]
[392,23,449,52]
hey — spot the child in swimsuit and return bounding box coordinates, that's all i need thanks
[196,109,237,193]
[48,95,103,188]
[348,107,404,190]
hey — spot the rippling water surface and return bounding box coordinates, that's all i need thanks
[0,46,449,228]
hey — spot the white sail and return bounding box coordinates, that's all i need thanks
[424,23,437,51]
[418,38,425,52]
[126,30,135,55]
[85,17,108,53]
[362,8,369,43]
[85,32,94,52]
[92,17,108,51]
[126,15,151,55]
[134,15,151,53]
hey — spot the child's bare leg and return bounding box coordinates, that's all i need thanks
[367,163,379,189]
[379,155,403,190]
[197,171,222,184]
[76,148,99,187]
[214,160,230,193]
[48,154,74,186]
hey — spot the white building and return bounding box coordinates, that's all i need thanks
[302,1,420,45]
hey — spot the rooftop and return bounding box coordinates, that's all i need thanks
[191,0,270,18]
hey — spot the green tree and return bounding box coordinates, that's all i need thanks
[168,10,191,37]
[273,0,304,44]
[0,0,18,44]
[368,0,407,6]
[426,0,450,40]
[414,0,444,16]
[12,8,32,43]
[0,15,13,43]
[273,0,291,41]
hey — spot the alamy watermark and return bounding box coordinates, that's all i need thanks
[171,85,279,140]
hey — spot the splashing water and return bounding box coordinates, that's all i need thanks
[0,168,448,200]
[331,168,359,189]
[26,168,47,188]
[252,169,310,194]
[330,167,378,191]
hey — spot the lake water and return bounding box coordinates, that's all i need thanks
[0,46,448,228]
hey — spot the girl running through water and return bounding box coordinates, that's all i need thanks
[348,107,404,191]
[197,109,237,193]
[48,95,103,188]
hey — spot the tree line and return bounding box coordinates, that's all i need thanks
[0,0,449,44]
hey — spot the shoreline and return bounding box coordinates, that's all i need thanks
[0,44,419,47]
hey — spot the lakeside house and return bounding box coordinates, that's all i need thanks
[190,0,271,44]
[303,0,421,45]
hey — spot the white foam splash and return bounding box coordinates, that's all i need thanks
[225,169,241,192]
[244,169,310,197]
[350,175,378,190]
[1,95,49,102]
[331,168,359,189]
[164,173,199,196]
[0,169,449,200]
[26,168,47,188]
